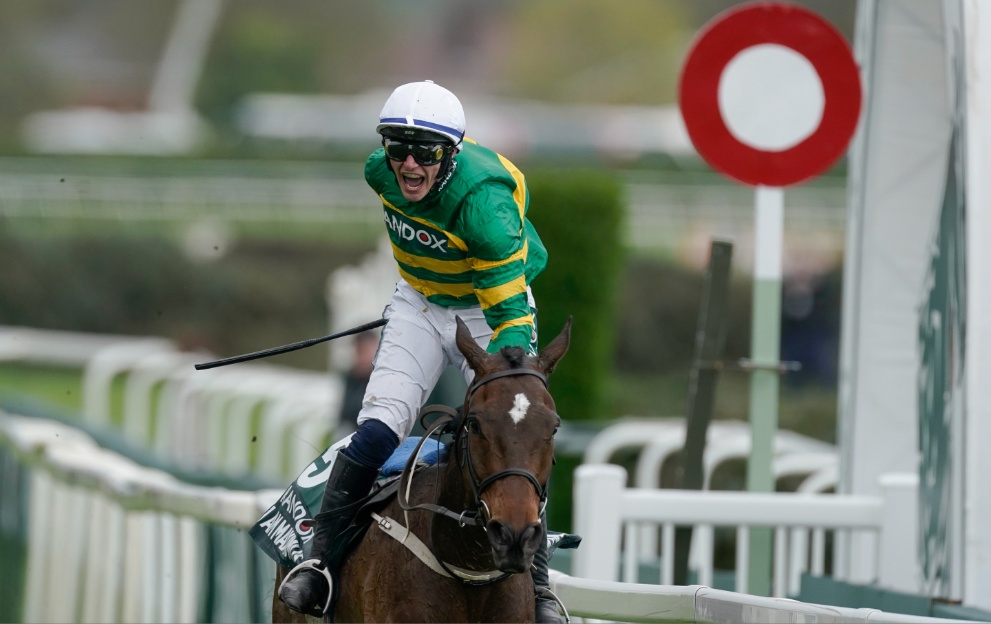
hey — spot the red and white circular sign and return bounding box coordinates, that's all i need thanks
[678,2,862,187]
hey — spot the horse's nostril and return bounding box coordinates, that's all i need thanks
[486,520,513,547]
[486,519,543,573]
[486,520,544,556]
[521,522,544,553]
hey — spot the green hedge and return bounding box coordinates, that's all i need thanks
[0,231,370,371]
[526,170,625,424]
[525,170,625,534]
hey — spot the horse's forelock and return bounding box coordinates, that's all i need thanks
[498,346,527,369]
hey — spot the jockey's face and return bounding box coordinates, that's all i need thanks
[388,154,443,202]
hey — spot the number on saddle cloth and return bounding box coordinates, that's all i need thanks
[249,436,448,570]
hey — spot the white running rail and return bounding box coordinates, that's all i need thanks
[0,411,970,624]
[0,324,343,482]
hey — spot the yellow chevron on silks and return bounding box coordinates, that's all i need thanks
[491,315,534,343]
[496,154,527,222]
[397,267,475,299]
[391,241,472,275]
[476,275,527,310]
[470,241,528,272]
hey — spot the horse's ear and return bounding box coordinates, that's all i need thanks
[455,316,488,371]
[537,316,571,375]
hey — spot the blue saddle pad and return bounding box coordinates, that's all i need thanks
[379,436,448,476]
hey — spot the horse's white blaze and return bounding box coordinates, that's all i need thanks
[508,393,530,425]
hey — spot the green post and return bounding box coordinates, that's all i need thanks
[746,185,783,595]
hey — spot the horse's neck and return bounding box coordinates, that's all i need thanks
[424,460,494,570]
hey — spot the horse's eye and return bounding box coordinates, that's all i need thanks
[467,418,482,435]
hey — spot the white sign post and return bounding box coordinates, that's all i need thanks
[678,2,861,596]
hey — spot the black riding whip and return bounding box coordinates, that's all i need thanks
[193,318,386,370]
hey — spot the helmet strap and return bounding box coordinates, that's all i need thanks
[429,151,457,196]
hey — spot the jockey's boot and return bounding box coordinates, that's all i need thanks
[279,450,379,618]
[531,511,567,624]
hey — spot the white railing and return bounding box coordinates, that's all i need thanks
[0,325,342,483]
[0,409,281,623]
[582,417,839,565]
[0,410,966,624]
[572,464,921,599]
[583,418,836,491]
[547,571,966,624]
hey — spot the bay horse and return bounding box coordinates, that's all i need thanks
[272,315,571,623]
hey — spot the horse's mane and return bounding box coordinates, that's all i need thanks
[497,346,527,368]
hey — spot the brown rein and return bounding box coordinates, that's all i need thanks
[395,405,486,526]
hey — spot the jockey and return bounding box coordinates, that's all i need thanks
[278,80,563,623]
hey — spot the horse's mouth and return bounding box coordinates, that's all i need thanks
[491,551,534,574]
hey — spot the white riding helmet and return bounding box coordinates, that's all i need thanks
[376,80,466,150]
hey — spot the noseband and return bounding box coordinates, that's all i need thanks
[458,368,550,522]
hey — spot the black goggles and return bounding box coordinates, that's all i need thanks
[382,138,450,166]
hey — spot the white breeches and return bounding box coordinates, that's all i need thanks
[356,279,534,442]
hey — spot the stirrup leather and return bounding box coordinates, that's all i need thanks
[279,558,334,617]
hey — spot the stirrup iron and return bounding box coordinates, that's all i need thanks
[279,558,334,617]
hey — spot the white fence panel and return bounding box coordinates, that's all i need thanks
[573,463,921,599]
[0,409,280,623]
[587,418,839,567]
[2,325,344,483]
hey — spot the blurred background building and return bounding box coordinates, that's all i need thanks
[0,0,853,366]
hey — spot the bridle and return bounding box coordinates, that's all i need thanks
[397,367,550,528]
[458,368,550,522]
